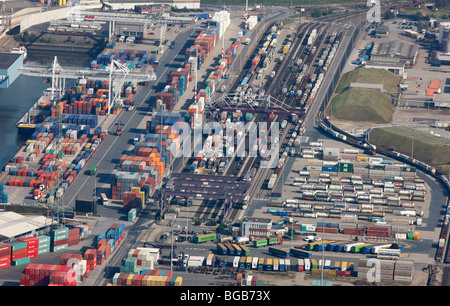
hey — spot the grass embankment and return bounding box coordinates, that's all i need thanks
[370,126,450,168]
[331,88,394,124]
[335,68,401,94]
[330,68,401,124]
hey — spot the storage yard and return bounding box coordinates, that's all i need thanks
[0,0,448,289]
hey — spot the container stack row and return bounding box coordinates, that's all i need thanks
[59,253,87,282]
[50,227,70,253]
[112,113,187,202]
[270,215,419,241]
[20,264,77,286]
[0,183,9,203]
[0,230,72,270]
[119,248,158,274]
[66,221,92,240]
[94,223,125,265]
[156,62,192,111]
[21,224,122,285]
[92,49,149,72]
[111,271,182,286]
[50,79,114,117]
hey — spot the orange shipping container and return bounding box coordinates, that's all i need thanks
[429,80,440,89]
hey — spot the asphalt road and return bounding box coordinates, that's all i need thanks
[60,25,198,215]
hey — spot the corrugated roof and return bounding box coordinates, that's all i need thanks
[0,211,56,239]
[372,41,418,60]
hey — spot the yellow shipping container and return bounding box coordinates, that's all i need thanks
[175,276,183,286]
[356,156,369,162]
[126,274,134,286]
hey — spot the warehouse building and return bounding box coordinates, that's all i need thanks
[0,53,24,89]
[0,211,57,243]
[364,60,405,77]
[370,40,418,68]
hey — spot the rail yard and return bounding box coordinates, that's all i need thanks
[0,0,448,290]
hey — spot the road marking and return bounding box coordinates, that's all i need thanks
[66,28,197,206]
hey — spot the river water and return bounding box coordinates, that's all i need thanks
[0,51,93,169]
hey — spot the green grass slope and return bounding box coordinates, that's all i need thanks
[370,126,450,167]
[331,88,395,123]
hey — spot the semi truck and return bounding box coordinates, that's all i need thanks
[268,246,290,258]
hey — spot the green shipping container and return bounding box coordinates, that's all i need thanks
[408,232,414,240]
[253,239,268,247]
[128,208,137,222]
[338,162,354,173]
[194,233,217,243]
[401,166,416,172]
[267,237,280,245]
[11,242,27,251]
[50,244,68,252]
[12,257,30,266]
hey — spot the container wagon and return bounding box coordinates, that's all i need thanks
[246,256,253,269]
[252,257,259,269]
[343,242,365,253]
[314,240,337,252]
[297,258,304,271]
[216,243,228,255]
[351,243,373,253]
[267,237,281,246]
[279,259,285,271]
[224,243,235,255]
[239,256,246,268]
[194,233,217,243]
[206,253,215,266]
[268,246,290,258]
[289,248,312,258]
[265,258,273,271]
[232,244,242,256]
[273,258,279,271]
[304,258,311,271]
[253,238,268,248]
[306,240,334,251]
[257,257,264,270]
[240,245,251,256]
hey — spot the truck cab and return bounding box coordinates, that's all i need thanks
[100,193,108,206]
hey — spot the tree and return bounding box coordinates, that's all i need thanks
[311,8,322,18]
[216,223,226,234]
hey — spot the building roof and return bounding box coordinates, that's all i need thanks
[0,211,56,241]
[0,53,21,70]
[243,217,272,224]
[371,40,418,60]
[365,60,405,68]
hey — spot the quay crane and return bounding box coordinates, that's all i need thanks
[18,56,156,117]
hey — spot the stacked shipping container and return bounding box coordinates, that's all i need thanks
[50,227,69,252]
[111,269,182,286]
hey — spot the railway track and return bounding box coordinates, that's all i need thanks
[172,8,373,223]
[225,22,344,222]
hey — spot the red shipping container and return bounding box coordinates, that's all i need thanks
[0,243,11,257]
